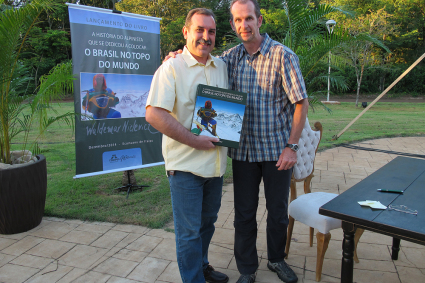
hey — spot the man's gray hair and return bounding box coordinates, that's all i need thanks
[185,8,216,28]
[229,0,262,20]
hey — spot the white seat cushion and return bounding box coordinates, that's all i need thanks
[293,117,321,180]
[288,192,341,234]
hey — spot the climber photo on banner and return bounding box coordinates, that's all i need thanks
[80,72,153,120]
[190,84,247,149]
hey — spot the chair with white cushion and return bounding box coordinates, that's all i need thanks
[287,118,322,253]
[286,192,364,281]
[287,192,341,281]
[285,119,363,281]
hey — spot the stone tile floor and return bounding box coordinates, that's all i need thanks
[1,137,425,283]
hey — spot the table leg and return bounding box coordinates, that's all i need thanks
[391,238,401,260]
[341,222,355,283]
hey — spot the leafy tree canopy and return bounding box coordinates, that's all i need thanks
[116,0,233,58]
[325,0,424,63]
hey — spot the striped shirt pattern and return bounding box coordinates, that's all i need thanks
[220,33,308,162]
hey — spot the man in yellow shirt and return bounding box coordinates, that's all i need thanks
[146,8,229,283]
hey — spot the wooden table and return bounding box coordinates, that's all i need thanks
[319,156,425,283]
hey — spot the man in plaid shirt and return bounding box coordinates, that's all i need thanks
[221,1,309,282]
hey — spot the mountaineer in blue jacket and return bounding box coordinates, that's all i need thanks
[197,100,217,136]
[82,74,121,119]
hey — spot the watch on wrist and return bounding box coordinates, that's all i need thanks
[286,143,299,152]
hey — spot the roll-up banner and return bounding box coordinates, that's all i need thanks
[67,4,163,178]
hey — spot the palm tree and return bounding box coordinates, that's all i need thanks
[0,0,74,165]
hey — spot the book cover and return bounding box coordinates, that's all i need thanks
[191,84,247,148]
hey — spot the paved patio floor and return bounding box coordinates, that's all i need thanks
[1,137,425,283]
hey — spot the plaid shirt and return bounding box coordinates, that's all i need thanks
[220,34,308,162]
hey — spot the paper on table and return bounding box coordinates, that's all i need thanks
[358,200,387,210]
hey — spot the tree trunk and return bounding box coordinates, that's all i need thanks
[380,75,385,92]
[356,64,365,107]
[354,66,360,107]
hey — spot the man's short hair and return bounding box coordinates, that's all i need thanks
[185,8,216,28]
[229,0,261,20]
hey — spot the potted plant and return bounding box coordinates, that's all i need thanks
[0,0,74,234]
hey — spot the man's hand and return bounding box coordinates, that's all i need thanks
[163,49,183,63]
[191,135,219,151]
[276,147,297,171]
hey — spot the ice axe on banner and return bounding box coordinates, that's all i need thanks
[332,53,425,141]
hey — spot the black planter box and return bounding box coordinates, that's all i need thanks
[0,155,47,234]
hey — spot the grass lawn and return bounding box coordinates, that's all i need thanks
[13,101,425,228]
[308,101,425,149]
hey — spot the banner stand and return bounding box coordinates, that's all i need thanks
[114,170,149,199]
[67,4,163,178]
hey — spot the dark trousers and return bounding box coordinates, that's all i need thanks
[232,159,292,275]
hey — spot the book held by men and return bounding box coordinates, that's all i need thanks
[191,84,247,148]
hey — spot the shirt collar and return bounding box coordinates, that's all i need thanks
[181,46,216,67]
[237,33,273,60]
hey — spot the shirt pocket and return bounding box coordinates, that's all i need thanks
[257,69,282,102]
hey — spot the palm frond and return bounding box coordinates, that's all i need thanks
[299,28,354,77]
[307,93,332,114]
[32,60,74,134]
[30,142,48,157]
[0,0,72,164]
[282,2,343,51]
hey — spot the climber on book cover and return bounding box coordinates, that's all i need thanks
[197,100,218,136]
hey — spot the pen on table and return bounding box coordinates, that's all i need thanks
[377,189,404,194]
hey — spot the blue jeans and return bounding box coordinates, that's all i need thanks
[168,171,223,283]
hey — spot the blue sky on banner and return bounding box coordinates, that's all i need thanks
[80,73,152,93]
[68,7,160,34]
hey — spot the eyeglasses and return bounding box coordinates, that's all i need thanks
[388,204,418,215]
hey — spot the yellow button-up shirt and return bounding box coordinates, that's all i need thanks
[147,47,229,178]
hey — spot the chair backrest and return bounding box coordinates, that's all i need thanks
[293,118,322,181]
